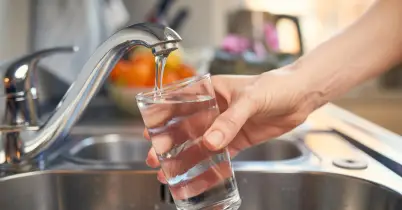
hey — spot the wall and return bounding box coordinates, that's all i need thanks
[0,0,30,61]
[0,0,374,61]
[123,0,241,49]
[311,0,373,43]
[122,0,327,52]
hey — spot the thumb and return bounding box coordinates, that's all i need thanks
[203,96,255,151]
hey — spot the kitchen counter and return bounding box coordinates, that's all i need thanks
[308,103,402,175]
[333,98,402,134]
[332,79,402,134]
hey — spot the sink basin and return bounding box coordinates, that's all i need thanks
[63,134,151,165]
[233,139,303,161]
[1,170,401,210]
[64,134,303,165]
[63,135,303,166]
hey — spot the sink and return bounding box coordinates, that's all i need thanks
[233,139,303,161]
[1,170,401,210]
[63,134,151,165]
[63,135,303,166]
[63,134,303,165]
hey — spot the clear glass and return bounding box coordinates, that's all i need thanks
[136,74,241,210]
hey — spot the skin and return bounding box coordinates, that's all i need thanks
[144,0,402,182]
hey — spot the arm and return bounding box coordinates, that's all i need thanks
[293,0,402,107]
[146,0,402,163]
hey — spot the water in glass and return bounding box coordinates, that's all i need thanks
[137,74,241,210]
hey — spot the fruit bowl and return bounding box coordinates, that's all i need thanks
[105,83,151,117]
[106,46,200,116]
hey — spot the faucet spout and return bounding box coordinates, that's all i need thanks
[0,23,182,168]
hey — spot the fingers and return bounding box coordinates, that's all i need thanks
[143,129,150,140]
[146,148,160,168]
[227,147,240,158]
[168,159,233,200]
[140,102,174,128]
[158,140,226,184]
[144,101,219,164]
[157,170,167,184]
[203,95,255,151]
[155,155,233,200]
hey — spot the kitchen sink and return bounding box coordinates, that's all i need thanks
[63,134,151,165]
[0,170,401,210]
[233,139,303,161]
[63,134,304,166]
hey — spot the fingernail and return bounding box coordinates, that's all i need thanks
[157,171,167,184]
[146,156,156,168]
[146,157,151,166]
[205,130,224,149]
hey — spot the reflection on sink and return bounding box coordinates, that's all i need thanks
[233,139,302,161]
[0,171,401,210]
[64,134,151,165]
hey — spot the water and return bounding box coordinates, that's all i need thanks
[139,95,241,210]
[154,55,167,92]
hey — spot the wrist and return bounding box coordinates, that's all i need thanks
[286,62,330,113]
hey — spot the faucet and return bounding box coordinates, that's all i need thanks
[0,23,182,172]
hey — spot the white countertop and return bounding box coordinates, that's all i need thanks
[308,103,402,170]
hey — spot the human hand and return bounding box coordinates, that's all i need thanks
[144,67,324,180]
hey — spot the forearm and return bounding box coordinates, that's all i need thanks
[294,0,402,106]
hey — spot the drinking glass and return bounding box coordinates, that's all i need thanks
[136,74,241,210]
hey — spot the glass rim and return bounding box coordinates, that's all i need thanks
[136,73,211,100]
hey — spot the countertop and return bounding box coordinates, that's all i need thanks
[333,79,402,134]
[308,103,402,174]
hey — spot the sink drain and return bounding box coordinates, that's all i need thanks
[333,158,368,170]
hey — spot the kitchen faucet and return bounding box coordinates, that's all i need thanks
[0,23,182,172]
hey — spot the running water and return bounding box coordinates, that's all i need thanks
[154,55,167,93]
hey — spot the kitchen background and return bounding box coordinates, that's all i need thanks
[1,0,401,134]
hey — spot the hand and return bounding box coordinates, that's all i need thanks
[144,67,324,179]
[203,68,323,155]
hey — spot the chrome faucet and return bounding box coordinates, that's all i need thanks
[1,47,78,128]
[0,23,182,172]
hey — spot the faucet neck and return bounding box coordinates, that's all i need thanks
[0,23,181,168]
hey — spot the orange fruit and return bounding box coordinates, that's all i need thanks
[162,71,181,85]
[109,67,120,82]
[109,60,132,84]
[110,59,155,88]
[177,64,197,79]
[125,60,155,87]
[131,53,154,65]
[165,50,181,69]
[129,46,154,63]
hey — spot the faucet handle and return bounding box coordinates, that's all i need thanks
[0,46,78,126]
[2,46,79,96]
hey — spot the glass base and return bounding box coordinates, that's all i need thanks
[176,192,241,210]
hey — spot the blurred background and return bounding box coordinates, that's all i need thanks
[1,0,401,134]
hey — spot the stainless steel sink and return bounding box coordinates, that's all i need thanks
[62,134,151,165]
[1,170,401,210]
[62,135,304,165]
[5,101,401,210]
[233,139,303,161]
